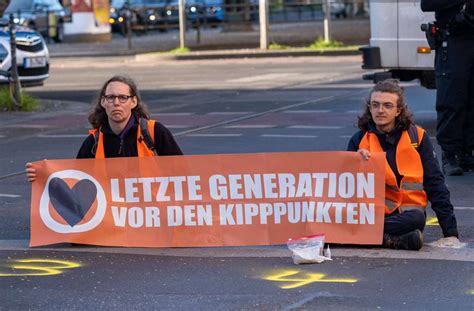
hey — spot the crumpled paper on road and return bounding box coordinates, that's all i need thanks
[427,237,466,249]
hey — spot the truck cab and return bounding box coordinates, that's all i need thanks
[360,0,436,89]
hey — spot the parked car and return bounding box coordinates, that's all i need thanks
[3,0,71,43]
[187,0,224,26]
[322,0,351,18]
[0,21,49,86]
[109,0,179,34]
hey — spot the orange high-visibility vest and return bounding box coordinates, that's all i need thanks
[89,119,156,159]
[359,126,428,215]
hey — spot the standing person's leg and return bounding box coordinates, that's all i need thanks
[460,37,474,171]
[435,36,470,175]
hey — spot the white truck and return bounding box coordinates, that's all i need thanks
[360,0,436,89]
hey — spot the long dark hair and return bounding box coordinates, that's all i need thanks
[88,75,150,129]
[358,79,414,131]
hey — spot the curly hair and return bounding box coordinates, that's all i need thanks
[358,79,414,132]
[88,75,150,129]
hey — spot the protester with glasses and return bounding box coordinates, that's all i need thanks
[347,79,459,250]
[26,75,182,181]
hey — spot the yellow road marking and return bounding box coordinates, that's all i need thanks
[264,270,357,289]
[0,259,81,277]
[426,217,439,226]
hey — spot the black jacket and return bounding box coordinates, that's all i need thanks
[347,123,458,238]
[77,117,183,158]
[421,0,469,29]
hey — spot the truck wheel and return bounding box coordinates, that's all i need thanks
[419,71,436,89]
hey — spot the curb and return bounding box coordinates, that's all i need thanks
[49,48,155,58]
[49,48,361,60]
[135,48,361,61]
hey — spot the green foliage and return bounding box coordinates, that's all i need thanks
[167,47,191,54]
[308,38,345,49]
[269,43,290,50]
[269,0,284,11]
[0,87,39,111]
[20,92,39,111]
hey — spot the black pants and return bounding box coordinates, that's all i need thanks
[384,209,426,236]
[434,34,474,154]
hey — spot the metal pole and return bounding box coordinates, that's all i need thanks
[323,0,332,42]
[46,8,51,43]
[125,2,132,50]
[8,14,22,110]
[179,0,186,49]
[196,11,201,45]
[259,0,269,49]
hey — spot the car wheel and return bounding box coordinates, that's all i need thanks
[54,22,64,43]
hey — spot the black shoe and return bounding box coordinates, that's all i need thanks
[383,229,423,251]
[459,151,474,172]
[442,152,463,176]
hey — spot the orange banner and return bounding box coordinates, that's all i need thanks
[30,152,386,247]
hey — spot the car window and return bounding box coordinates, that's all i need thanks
[144,0,164,4]
[111,0,148,8]
[129,0,145,6]
[110,0,126,8]
[205,0,223,6]
[34,0,45,5]
[5,0,35,12]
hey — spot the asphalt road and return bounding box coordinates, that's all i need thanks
[0,55,473,310]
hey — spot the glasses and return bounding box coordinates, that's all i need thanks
[368,102,397,110]
[102,94,134,104]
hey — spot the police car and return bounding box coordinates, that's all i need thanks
[0,22,49,86]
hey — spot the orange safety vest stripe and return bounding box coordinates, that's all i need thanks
[359,126,428,214]
[89,119,156,159]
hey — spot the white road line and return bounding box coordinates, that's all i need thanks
[284,110,331,113]
[454,206,474,210]
[207,111,253,115]
[429,136,436,140]
[224,125,276,129]
[150,112,194,116]
[166,125,191,129]
[415,110,436,113]
[37,134,87,138]
[339,135,352,138]
[0,194,20,198]
[187,134,243,137]
[4,125,55,129]
[261,134,318,138]
[287,125,343,129]
[345,110,361,114]
[0,135,5,138]
[227,73,297,83]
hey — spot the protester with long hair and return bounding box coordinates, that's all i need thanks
[347,79,459,250]
[26,75,182,181]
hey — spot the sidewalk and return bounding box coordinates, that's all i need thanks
[47,19,369,59]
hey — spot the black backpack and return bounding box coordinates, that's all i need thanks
[92,118,158,156]
[408,124,421,151]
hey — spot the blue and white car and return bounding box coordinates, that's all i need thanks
[0,25,49,86]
